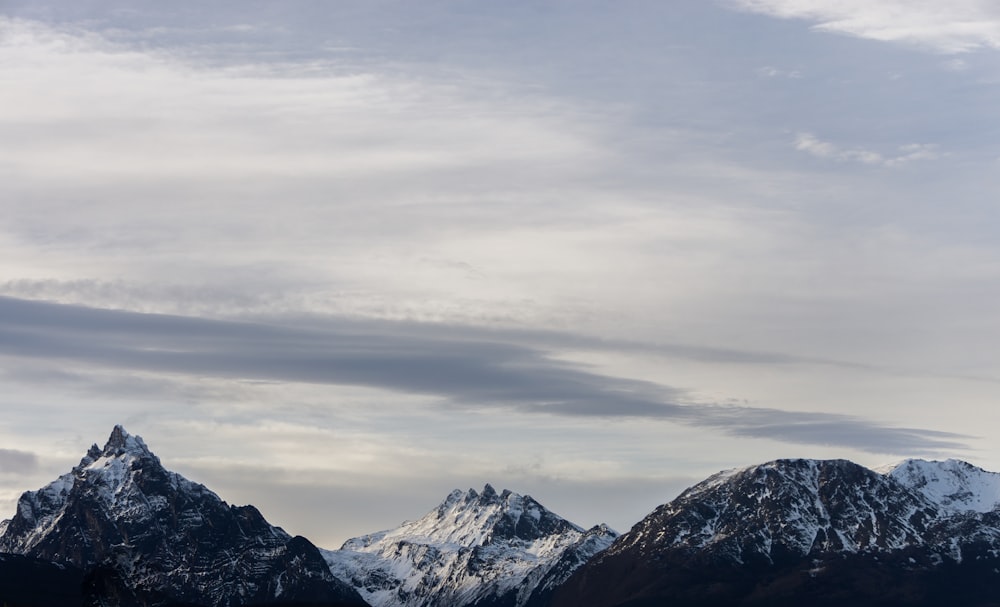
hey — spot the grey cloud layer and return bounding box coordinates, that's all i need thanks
[0,296,967,455]
[0,449,39,474]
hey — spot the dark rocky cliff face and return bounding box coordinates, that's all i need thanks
[551,458,1000,607]
[0,426,368,607]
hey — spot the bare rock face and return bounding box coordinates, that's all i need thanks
[0,425,369,607]
[552,458,1000,607]
[323,484,618,607]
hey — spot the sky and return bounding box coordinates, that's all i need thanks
[2,0,1000,548]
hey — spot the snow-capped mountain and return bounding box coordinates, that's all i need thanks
[552,458,1000,607]
[9,428,1000,607]
[0,425,368,607]
[623,459,938,559]
[322,483,617,607]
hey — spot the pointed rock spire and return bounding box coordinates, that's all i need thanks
[100,425,156,460]
[75,443,104,469]
[105,424,133,449]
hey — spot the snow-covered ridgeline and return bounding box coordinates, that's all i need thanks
[614,457,1000,569]
[323,484,617,607]
[878,458,1000,514]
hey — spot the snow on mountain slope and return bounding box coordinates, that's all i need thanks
[619,459,936,562]
[551,458,1000,607]
[877,458,1000,514]
[323,484,617,607]
[0,425,367,607]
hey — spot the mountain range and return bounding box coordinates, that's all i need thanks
[552,458,1000,607]
[3,426,1000,606]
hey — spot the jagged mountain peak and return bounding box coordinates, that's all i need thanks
[103,424,152,456]
[66,427,208,518]
[76,425,160,471]
[0,425,368,607]
[326,486,617,607]
[440,484,580,545]
[418,484,575,549]
[453,484,510,505]
[0,427,188,551]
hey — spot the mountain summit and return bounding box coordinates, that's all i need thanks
[99,424,155,458]
[0,426,368,607]
[323,484,617,607]
[552,458,1000,607]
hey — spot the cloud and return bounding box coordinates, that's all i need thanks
[756,65,802,78]
[0,277,886,371]
[728,0,1000,53]
[0,296,969,455]
[794,132,941,166]
[0,15,608,231]
[0,15,638,329]
[0,449,39,474]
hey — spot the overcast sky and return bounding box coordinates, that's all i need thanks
[3,0,1000,547]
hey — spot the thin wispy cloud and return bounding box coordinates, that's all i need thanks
[0,15,606,201]
[728,0,1000,53]
[756,65,802,79]
[794,132,941,167]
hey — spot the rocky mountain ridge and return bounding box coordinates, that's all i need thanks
[0,425,367,607]
[323,484,617,607]
[552,457,1000,607]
